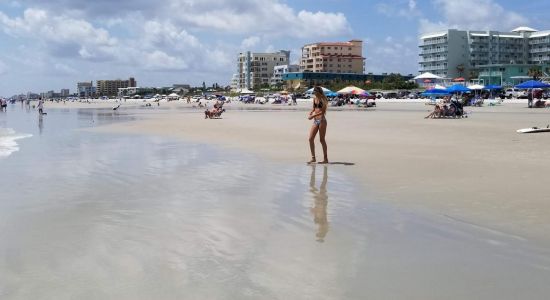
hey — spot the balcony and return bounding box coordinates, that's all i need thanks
[420,39,448,46]
[419,48,448,55]
[530,47,550,54]
[420,56,448,63]
[529,39,550,45]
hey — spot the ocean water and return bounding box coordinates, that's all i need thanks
[1,104,550,299]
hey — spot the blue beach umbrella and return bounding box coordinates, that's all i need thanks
[446,84,470,93]
[515,80,550,89]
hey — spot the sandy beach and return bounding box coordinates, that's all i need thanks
[87,100,550,245]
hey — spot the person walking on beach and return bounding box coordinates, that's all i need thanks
[0,98,7,112]
[37,98,44,115]
[307,86,328,164]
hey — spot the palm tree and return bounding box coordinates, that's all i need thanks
[528,67,543,80]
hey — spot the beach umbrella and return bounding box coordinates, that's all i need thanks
[468,84,485,90]
[452,77,465,82]
[337,86,365,94]
[305,87,334,95]
[446,84,470,93]
[515,80,550,89]
[414,72,443,80]
[326,92,339,97]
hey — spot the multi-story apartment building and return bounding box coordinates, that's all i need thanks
[270,64,299,87]
[419,27,550,80]
[300,40,365,74]
[236,51,290,90]
[77,81,96,98]
[60,89,70,97]
[96,77,136,96]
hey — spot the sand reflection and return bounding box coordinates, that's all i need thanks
[309,164,329,242]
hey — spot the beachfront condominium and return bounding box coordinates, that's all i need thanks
[270,64,299,87]
[77,81,96,98]
[419,27,550,81]
[96,77,137,97]
[300,40,365,74]
[236,50,290,90]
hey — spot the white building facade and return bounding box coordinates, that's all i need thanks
[270,64,299,87]
[236,50,290,90]
[419,27,550,79]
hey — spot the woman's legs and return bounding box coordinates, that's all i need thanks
[308,124,319,163]
[318,120,328,163]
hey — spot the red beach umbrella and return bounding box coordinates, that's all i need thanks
[453,77,465,82]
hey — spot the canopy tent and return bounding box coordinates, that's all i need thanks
[239,88,255,94]
[414,72,443,80]
[446,84,470,93]
[468,84,485,90]
[337,86,366,95]
[421,88,450,96]
[168,93,179,98]
[515,80,550,89]
[483,84,502,90]
[305,87,334,95]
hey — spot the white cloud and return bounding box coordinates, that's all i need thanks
[376,0,420,19]
[241,36,261,49]
[420,0,528,33]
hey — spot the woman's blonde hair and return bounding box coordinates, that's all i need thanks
[313,86,328,110]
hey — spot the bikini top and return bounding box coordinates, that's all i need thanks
[314,100,324,109]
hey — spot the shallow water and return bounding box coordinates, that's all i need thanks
[1,104,550,299]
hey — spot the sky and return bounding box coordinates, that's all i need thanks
[0,0,549,96]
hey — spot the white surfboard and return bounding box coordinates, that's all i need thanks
[517,127,550,133]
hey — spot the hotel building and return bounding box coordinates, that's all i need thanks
[236,50,290,90]
[419,27,550,83]
[97,77,137,96]
[300,40,365,74]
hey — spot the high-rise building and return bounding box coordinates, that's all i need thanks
[97,77,137,96]
[77,81,96,98]
[300,40,365,74]
[236,51,290,90]
[419,27,550,80]
[60,89,70,97]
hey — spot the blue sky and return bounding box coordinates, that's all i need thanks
[0,0,549,96]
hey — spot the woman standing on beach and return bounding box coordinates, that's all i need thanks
[308,86,328,164]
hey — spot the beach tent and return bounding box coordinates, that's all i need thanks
[446,84,470,93]
[239,88,255,94]
[515,80,550,89]
[414,72,443,80]
[305,87,334,95]
[468,84,485,90]
[337,86,366,95]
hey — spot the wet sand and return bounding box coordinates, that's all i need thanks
[97,102,550,246]
[2,104,550,299]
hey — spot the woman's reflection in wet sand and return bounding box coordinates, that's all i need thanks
[309,164,329,242]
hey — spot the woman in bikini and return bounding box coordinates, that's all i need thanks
[307,86,328,164]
